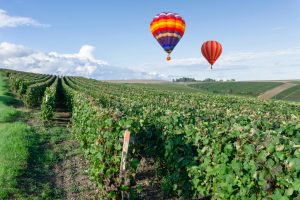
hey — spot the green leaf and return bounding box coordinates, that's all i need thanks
[130,158,139,170]
[266,158,275,168]
[257,150,267,162]
[243,144,255,155]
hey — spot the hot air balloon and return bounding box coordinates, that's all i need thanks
[201,41,222,69]
[150,12,186,61]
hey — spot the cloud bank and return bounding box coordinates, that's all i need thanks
[0,9,49,28]
[0,42,165,80]
[1,41,299,81]
[150,48,300,80]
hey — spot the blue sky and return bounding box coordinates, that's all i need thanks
[0,0,300,80]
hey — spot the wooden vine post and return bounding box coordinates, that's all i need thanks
[120,129,131,176]
[120,130,130,199]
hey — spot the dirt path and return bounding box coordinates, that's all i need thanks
[136,158,165,200]
[50,80,99,199]
[258,82,296,100]
[51,109,99,200]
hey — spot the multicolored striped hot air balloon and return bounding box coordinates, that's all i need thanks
[150,12,186,61]
[201,40,222,69]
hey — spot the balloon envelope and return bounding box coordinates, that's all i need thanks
[150,12,186,60]
[201,41,222,68]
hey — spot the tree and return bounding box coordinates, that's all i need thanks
[173,77,196,82]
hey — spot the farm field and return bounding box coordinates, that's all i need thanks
[188,81,284,97]
[272,83,300,102]
[0,68,300,199]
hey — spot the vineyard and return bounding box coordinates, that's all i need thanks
[0,68,300,199]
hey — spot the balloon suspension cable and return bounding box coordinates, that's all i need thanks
[166,53,171,61]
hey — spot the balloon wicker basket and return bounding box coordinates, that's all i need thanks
[166,55,171,61]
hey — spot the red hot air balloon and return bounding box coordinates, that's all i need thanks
[201,41,222,69]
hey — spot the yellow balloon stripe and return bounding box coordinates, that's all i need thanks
[150,21,185,30]
[151,25,185,34]
[155,32,182,40]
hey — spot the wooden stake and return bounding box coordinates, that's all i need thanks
[120,130,130,177]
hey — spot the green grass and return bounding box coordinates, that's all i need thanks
[0,123,31,199]
[0,73,22,122]
[272,84,300,102]
[14,124,68,199]
[188,81,283,96]
[0,104,20,122]
[0,73,33,199]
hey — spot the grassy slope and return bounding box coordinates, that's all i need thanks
[272,83,300,102]
[0,73,32,199]
[188,81,283,96]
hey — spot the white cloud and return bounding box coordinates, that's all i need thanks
[146,48,300,80]
[0,42,32,58]
[169,48,300,67]
[168,58,205,66]
[1,41,299,81]
[78,45,96,60]
[0,9,49,28]
[0,42,165,80]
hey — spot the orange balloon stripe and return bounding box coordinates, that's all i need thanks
[201,43,209,62]
[213,42,217,60]
[210,41,214,62]
[218,44,222,59]
[206,42,212,62]
[151,26,185,35]
[150,21,185,33]
[214,43,221,60]
[212,41,217,61]
[151,27,185,37]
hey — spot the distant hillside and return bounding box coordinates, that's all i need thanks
[272,83,300,102]
[188,81,283,97]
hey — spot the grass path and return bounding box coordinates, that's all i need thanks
[272,84,300,102]
[258,82,296,100]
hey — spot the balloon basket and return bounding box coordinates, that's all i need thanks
[166,55,171,61]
